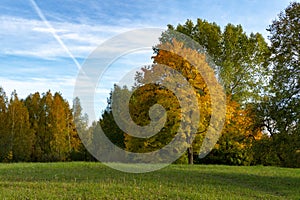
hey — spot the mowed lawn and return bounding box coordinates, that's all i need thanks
[0,162,299,199]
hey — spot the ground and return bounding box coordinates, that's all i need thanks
[0,162,299,199]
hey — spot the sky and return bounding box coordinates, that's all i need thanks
[0,0,294,121]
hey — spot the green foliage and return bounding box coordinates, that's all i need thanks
[71,97,94,161]
[165,19,270,103]
[253,134,300,167]
[100,86,127,150]
[266,2,300,136]
[254,2,300,167]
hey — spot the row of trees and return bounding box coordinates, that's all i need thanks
[0,89,94,162]
[99,2,299,167]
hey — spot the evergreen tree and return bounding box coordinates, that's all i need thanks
[7,91,34,161]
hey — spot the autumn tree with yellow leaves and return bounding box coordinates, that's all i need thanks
[123,38,226,164]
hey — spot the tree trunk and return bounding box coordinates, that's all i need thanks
[187,146,193,164]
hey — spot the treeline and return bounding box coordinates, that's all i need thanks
[0,2,298,167]
[0,89,93,162]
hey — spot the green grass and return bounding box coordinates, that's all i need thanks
[0,162,299,199]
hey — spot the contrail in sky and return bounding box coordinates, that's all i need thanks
[29,0,82,71]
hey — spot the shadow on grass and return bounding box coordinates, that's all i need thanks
[0,163,299,199]
[164,165,300,198]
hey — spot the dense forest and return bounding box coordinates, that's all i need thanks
[0,2,299,167]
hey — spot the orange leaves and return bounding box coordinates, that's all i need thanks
[223,98,262,145]
[125,38,222,159]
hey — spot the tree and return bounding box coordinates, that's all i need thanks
[0,87,9,161]
[0,87,90,162]
[24,91,81,161]
[48,92,71,161]
[198,100,262,165]
[6,91,34,161]
[267,2,300,135]
[165,19,270,103]
[124,83,181,155]
[24,92,43,161]
[161,19,270,164]
[35,91,53,161]
[255,2,300,167]
[72,97,93,161]
[99,85,132,162]
[100,93,126,150]
[123,38,225,164]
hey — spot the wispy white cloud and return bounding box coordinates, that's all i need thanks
[0,76,75,100]
[1,0,292,60]
[0,15,137,60]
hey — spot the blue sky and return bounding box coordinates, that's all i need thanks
[0,0,294,120]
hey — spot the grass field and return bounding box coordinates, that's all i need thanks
[0,162,299,199]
